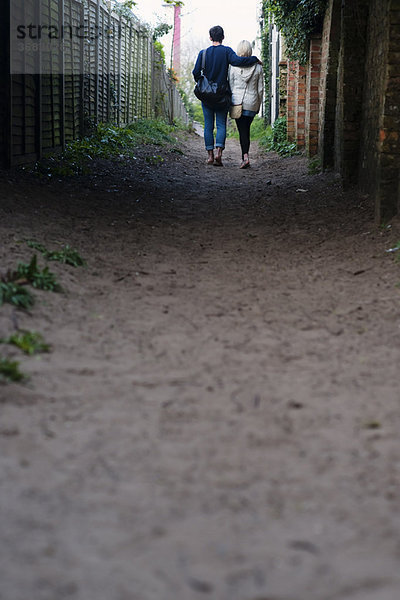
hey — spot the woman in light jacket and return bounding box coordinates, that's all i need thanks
[229,40,264,168]
[193,27,260,166]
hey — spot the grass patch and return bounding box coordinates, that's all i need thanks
[26,241,86,267]
[1,331,51,355]
[250,117,271,140]
[227,116,268,140]
[34,119,184,177]
[0,357,26,383]
[258,117,299,157]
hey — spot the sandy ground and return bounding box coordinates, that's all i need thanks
[1,129,400,600]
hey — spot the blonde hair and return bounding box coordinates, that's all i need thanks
[237,40,252,57]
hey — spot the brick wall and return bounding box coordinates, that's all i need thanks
[280,0,400,220]
[359,0,390,219]
[305,37,322,156]
[286,61,306,150]
[335,0,369,183]
[318,0,341,168]
[285,41,321,156]
[295,63,307,150]
[287,61,296,142]
[378,0,400,220]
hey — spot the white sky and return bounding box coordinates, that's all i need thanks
[133,0,262,60]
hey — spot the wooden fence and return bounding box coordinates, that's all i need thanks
[3,0,189,167]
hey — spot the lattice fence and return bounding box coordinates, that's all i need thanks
[4,0,188,166]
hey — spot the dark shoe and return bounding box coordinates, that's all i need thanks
[206,150,214,165]
[214,147,223,166]
[240,158,250,169]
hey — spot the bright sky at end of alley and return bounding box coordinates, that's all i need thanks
[133,0,262,56]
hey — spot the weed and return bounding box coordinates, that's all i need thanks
[16,256,62,292]
[1,331,50,355]
[308,157,322,174]
[379,222,391,231]
[386,240,400,261]
[145,155,164,165]
[0,357,26,383]
[26,241,47,253]
[26,241,86,267]
[0,282,34,309]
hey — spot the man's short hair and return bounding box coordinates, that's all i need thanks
[209,26,224,43]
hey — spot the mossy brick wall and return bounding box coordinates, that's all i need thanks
[359,0,391,219]
[359,0,400,222]
[378,0,400,221]
[334,0,369,184]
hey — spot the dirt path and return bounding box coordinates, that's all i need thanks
[1,130,400,600]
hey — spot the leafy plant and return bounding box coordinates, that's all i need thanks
[0,282,34,309]
[1,331,51,355]
[16,255,61,292]
[153,23,172,41]
[309,156,322,174]
[168,67,179,84]
[26,241,86,267]
[154,40,166,63]
[0,357,26,383]
[112,0,137,20]
[26,241,47,253]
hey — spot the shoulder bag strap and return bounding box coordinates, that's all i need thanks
[240,80,249,104]
[201,49,206,74]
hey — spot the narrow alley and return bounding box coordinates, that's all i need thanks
[1,130,400,600]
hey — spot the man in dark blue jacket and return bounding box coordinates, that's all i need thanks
[193,25,260,166]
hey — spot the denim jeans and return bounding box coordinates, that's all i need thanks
[202,103,228,150]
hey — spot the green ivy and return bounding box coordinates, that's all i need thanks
[262,0,328,64]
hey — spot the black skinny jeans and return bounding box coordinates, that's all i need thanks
[235,115,254,159]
